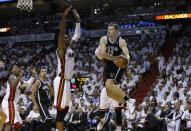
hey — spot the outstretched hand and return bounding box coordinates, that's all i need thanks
[72,9,80,22]
[64,5,72,16]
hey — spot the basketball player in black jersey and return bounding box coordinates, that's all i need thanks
[31,68,54,131]
[95,23,131,130]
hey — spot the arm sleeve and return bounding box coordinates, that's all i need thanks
[72,23,81,41]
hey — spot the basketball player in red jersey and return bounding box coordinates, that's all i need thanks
[53,6,81,131]
[2,65,36,131]
[0,59,9,84]
[0,59,8,130]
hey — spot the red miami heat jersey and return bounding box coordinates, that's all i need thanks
[56,48,75,79]
[3,75,21,102]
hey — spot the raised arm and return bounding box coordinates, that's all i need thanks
[69,9,81,48]
[57,6,72,58]
[95,37,116,61]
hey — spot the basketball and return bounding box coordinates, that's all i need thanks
[114,55,128,68]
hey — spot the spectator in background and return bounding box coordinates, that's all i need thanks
[67,107,87,131]
[182,102,191,131]
[159,103,172,131]
[0,59,9,85]
[85,86,95,97]
[156,53,165,73]
[166,102,183,131]
[25,106,41,131]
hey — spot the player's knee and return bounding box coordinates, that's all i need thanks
[56,107,69,122]
[105,79,110,88]
[105,79,113,88]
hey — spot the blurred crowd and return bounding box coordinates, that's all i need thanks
[0,6,179,35]
[136,29,191,131]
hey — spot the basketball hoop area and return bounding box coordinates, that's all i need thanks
[17,0,33,12]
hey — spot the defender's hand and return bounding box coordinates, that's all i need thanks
[64,5,72,16]
[72,9,80,22]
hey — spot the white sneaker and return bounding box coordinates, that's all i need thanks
[115,126,122,131]
[97,118,106,131]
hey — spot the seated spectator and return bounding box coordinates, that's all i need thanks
[66,107,87,131]
[25,106,41,131]
[182,102,191,130]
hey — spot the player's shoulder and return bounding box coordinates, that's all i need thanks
[119,37,127,45]
[119,37,126,42]
[34,79,41,85]
[99,36,107,46]
[8,75,15,81]
[100,36,107,41]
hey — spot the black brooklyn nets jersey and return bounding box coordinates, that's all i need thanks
[103,36,126,84]
[37,80,50,102]
[104,36,123,66]
[106,36,123,57]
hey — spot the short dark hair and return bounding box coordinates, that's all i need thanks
[38,66,46,74]
[9,64,16,73]
[108,23,119,30]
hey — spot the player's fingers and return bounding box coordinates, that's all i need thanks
[72,9,78,14]
[113,59,118,64]
[64,7,72,16]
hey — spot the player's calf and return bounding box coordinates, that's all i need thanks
[56,106,69,131]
